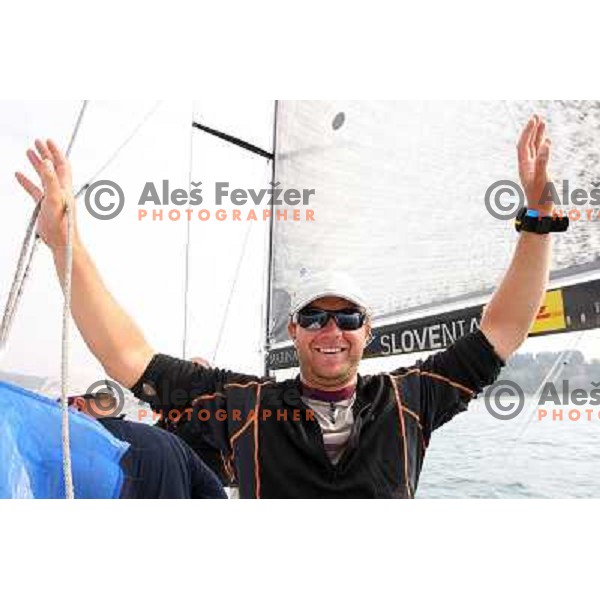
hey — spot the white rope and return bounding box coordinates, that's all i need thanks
[211,221,253,364]
[72,101,162,199]
[60,102,164,498]
[60,100,89,499]
[182,103,195,360]
[2,101,165,498]
[60,190,76,498]
[0,203,41,350]
[501,330,587,467]
[0,101,92,353]
[0,101,89,499]
[515,331,586,439]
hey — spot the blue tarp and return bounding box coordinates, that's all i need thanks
[0,380,129,499]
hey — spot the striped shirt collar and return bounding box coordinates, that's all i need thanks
[300,382,357,403]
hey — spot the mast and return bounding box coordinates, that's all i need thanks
[264,100,279,377]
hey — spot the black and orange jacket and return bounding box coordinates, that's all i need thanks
[130,330,503,498]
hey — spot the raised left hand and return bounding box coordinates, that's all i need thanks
[517,115,553,215]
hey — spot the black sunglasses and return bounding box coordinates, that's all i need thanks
[295,307,367,331]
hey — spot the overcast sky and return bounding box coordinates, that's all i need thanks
[0,101,598,395]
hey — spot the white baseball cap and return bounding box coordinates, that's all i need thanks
[289,271,370,317]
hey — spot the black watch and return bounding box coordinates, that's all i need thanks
[515,207,569,234]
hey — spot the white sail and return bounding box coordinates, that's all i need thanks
[268,101,600,352]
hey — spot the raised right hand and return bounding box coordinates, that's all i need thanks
[15,139,78,250]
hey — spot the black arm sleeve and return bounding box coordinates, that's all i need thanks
[130,354,261,413]
[409,330,505,437]
[130,355,264,452]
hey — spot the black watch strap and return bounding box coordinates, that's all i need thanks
[515,208,570,234]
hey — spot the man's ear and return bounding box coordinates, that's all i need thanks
[191,357,211,368]
[288,321,297,343]
[72,397,86,412]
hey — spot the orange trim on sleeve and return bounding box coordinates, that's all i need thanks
[388,375,413,499]
[230,412,256,447]
[392,369,422,381]
[191,393,224,407]
[394,368,474,397]
[418,371,474,396]
[225,380,274,391]
[402,406,422,429]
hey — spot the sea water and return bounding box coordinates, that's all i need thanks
[417,396,600,499]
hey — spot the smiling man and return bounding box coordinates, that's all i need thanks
[286,273,373,466]
[289,272,370,390]
[15,116,565,498]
